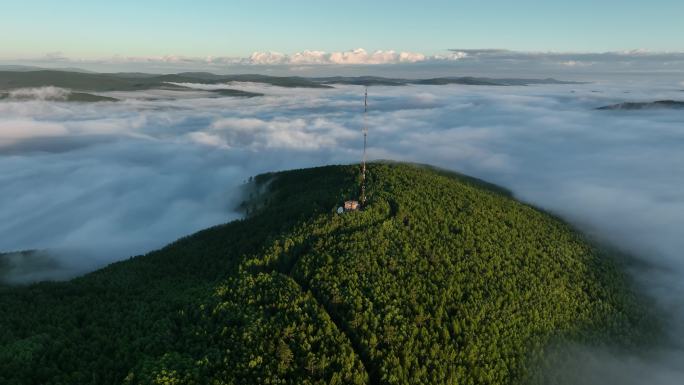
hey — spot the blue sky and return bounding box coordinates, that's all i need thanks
[2,0,683,59]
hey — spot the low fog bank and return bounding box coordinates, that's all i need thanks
[3,86,71,101]
[0,250,67,284]
[533,343,684,385]
[1,77,684,380]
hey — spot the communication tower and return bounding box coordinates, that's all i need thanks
[360,87,368,205]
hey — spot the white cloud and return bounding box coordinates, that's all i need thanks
[433,51,468,61]
[399,51,427,63]
[559,60,593,67]
[7,86,71,100]
[68,48,465,68]
[247,51,288,65]
[108,54,200,64]
[290,50,329,65]
[187,131,228,148]
[0,119,68,146]
[208,117,345,149]
[247,48,435,65]
[618,48,652,55]
[329,48,379,64]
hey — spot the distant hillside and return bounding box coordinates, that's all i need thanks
[311,76,410,86]
[597,100,684,110]
[0,71,177,92]
[0,71,331,92]
[313,76,582,87]
[0,65,46,72]
[0,163,652,385]
[210,89,264,98]
[0,90,118,102]
[0,70,580,95]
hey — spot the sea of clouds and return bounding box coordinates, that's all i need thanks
[1,77,683,382]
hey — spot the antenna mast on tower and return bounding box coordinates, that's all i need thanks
[360,87,368,205]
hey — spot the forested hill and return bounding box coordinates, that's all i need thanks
[0,163,651,385]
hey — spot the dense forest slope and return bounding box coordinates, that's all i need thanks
[0,163,650,385]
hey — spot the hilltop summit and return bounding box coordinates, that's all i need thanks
[0,163,649,385]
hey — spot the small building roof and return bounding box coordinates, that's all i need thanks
[344,200,360,210]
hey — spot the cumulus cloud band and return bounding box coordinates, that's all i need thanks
[6,48,684,76]
[247,48,454,65]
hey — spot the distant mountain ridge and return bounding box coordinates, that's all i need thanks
[597,100,684,110]
[0,70,581,94]
[0,70,331,92]
[312,76,583,86]
[0,163,653,385]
